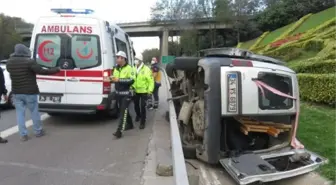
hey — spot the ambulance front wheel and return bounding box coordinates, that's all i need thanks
[47,113,61,116]
[105,94,119,119]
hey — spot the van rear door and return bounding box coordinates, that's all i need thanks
[220,148,327,185]
[35,34,66,104]
[64,34,103,105]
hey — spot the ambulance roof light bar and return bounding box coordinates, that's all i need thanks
[50,8,94,15]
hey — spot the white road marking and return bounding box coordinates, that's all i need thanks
[0,114,49,138]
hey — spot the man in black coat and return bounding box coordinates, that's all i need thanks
[7,44,60,141]
[0,62,8,143]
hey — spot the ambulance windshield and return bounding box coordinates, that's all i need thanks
[33,34,101,70]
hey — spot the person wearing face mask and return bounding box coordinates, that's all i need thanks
[147,57,161,109]
[132,54,154,129]
[104,51,135,139]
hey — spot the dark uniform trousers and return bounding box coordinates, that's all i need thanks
[134,93,148,124]
[117,94,133,132]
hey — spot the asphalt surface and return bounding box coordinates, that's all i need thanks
[0,98,158,185]
[0,107,32,131]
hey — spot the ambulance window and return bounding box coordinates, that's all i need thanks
[71,35,101,69]
[115,38,129,58]
[34,34,61,67]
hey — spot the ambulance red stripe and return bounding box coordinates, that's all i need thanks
[46,70,103,77]
[37,70,111,81]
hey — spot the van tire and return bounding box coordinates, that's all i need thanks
[47,113,61,116]
[7,92,15,109]
[182,144,197,159]
[106,106,119,119]
[166,62,177,78]
[173,57,200,71]
[105,93,119,119]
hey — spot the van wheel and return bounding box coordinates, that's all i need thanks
[7,92,15,109]
[106,98,119,119]
[182,144,197,159]
[48,113,61,116]
[106,106,119,119]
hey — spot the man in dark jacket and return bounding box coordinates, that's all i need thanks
[7,44,60,141]
[0,65,8,143]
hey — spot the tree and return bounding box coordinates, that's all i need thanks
[228,0,262,43]
[142,48,161,64]
[256,0,335,31]
[0,14,31,59]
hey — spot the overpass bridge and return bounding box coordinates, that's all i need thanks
[16,19,231,57]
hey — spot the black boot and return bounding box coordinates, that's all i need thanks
[0,137,8,143]
[113,130,122,139]
[139,121,145,129]
[135,116,140,122]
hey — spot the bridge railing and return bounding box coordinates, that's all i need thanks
[160,66,190,185]
[15,26,34,33]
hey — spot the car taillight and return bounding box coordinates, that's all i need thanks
[231,59,253,67]
[102,69,112,94]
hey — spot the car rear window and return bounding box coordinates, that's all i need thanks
[34,34,101,69]
[71,35,99,68]
[258,72,293,110]
[35,34,61,68]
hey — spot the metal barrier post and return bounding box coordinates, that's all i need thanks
[160,67,190,185]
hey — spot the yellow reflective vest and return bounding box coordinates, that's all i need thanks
[132,63,154,94]
[111,64,135,95]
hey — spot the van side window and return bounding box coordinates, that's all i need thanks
[110,34,116,55]
[115,38,129,59]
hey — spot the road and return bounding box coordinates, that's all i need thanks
[0,108,31,131]
[0,98,159,185]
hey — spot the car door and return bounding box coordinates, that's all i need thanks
[220,147,327,185]
[35,34,66,104]
[64,34,103,105]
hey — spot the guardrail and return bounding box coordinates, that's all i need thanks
[160,66,190,185]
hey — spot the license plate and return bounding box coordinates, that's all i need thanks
[39,95,62,103]
[227,73,238,113]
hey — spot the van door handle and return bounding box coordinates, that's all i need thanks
[67,78,79,82]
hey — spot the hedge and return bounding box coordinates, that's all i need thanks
[317,41,335,59]
[289,59,336,74]
[297,73,336,105]
[264,38,324,60]
[277,13,312,40]
[249,31,269,50]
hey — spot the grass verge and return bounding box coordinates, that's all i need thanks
[298,102,335,182]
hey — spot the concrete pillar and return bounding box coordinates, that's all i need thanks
[160,29,169,58]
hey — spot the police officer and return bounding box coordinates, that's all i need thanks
[105,51,135,139]
[133,54,154,129]
[148,57,161,109]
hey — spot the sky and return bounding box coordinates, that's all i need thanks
[0,0,159,55]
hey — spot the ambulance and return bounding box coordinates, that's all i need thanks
[30,8,135,117]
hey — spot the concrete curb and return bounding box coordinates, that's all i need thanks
[141,85,174,185]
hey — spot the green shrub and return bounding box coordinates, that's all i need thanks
[317,39,336,59]
[302,39,324,51]
[278,13,312,40]
[290,59,336,73]
[282,48,303,61]
[297,73,336,105]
